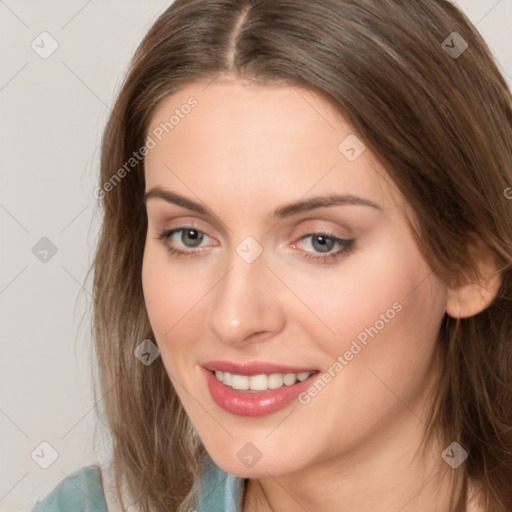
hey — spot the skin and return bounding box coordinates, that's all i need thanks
[141,79,492,511]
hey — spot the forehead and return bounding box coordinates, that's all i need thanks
[147,79,346,151]
[144,80,405,216]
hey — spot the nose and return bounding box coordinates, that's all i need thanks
[207,248,285,348]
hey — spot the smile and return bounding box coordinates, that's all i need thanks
[201,362,320,417]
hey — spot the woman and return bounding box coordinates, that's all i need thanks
[32,0,512,510]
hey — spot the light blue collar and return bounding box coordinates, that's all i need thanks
[196,453,247,512]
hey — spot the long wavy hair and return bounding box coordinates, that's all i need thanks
[88,0,512,510]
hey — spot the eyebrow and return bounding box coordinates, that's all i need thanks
[144,186,382,219]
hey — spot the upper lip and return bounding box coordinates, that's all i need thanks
[202,360,319,376]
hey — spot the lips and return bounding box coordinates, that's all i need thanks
[201,360,320,417]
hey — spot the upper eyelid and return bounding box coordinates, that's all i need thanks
[160,225,217,244]
[154,215,352,238]
[162,227,214,244]
[146,203,361,237]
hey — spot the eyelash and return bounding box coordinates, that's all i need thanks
[155,227,354,264]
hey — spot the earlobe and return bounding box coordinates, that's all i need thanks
[445,242,503,319]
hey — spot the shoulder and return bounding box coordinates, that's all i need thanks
[31,465,107,512]
[197,455,246,512]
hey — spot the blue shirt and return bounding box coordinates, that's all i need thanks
[30,456,247,511]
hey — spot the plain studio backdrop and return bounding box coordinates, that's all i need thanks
[0,1,511,510]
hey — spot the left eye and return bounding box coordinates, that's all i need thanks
[295,233,343,253]
[292,233,354,262]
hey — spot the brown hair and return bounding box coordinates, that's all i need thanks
[89,1,512,510]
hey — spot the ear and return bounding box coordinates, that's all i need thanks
[446,238,502,319]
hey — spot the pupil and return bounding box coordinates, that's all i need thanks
[183,229,203,247]
[313,235,333,253]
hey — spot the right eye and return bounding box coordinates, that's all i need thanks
[156,227,213,257]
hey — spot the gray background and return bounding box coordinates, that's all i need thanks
[1,1,511,510]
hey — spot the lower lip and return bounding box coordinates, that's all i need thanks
[203,368,318,417]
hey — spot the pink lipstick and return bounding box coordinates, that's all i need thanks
[202,360,320,417]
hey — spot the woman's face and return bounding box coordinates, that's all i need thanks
[142,79,448,478]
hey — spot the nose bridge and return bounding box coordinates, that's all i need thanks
[207,242,282,345]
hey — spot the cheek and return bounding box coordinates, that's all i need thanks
[290,264,447,451]
[142,246,180,341]
[315,259,446,422]
[294,239,447,390]
[141,246,212,359]
[142,250,174,335]
[287,246,421,357]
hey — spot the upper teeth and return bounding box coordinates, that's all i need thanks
[214,371,314,391]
